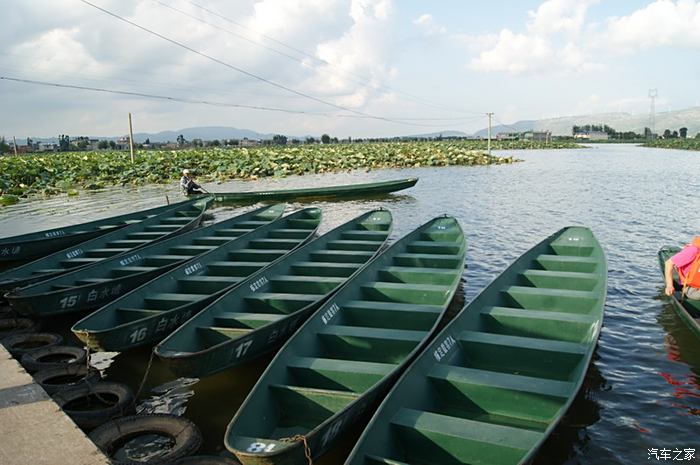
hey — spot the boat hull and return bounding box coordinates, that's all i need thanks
[225,216,466,465]
[207,178,418,204]
[0,198,209,294]
[344,226,606,465]
[0,200,191,263]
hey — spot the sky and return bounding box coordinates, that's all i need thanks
[1,0,700,138]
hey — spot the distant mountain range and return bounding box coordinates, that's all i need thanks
[400,130,470,139]
[473,107,700,137]
[18,106,700,143]
[131,126,280,143]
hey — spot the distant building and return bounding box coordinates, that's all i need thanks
[72,136,100,150]
[523,131,552,142]
[240,138,260,148]
[115,136,130,150]
[496,132,520,140]
[573,130,609,141]
[37,142,58,152]
[496,131,552,142]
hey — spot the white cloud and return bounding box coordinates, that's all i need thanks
[0,0,405,136]
[303,0,397,107]
[527,0,596,36]
[469,30,553,74]
[601,0,700,53]
[467,0,600,75]
[413,14,446,36]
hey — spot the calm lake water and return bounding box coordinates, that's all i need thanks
[1,143,699,464]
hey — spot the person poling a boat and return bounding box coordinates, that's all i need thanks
[664,236,700,300]
[180,169,207,195]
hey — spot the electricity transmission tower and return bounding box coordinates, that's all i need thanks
[648,89,658,139]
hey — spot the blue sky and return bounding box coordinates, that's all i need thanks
[1,0,699,138]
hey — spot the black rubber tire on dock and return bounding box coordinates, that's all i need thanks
[33,364,102,395]
[89,414,203,465]
[0,318,38,338]
[53,382,135,430]
[172,455,240,465]
[1,332,63,357]
[20,345,88,373]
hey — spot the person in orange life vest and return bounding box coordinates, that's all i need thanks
[664,236,700,300]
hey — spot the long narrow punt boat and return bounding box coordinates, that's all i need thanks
[658,247,700,338]
[72,208,321,351]
[0,199,193,263]
[224,216,466,465]
[155,209,394,379]
[344,226,606,465]
[208,178,418,204]
[5,205,285,317]
[0,198,210,293]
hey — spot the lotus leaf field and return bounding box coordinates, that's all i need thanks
[643,138,700,151]
[0,141,561,202]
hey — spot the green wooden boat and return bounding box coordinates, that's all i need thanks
[0,198,210,294]
[658,247,700,338]
[5,205,285,317]
[0,199,194,263]
[344,226,606,465]
[224,216,466,465]
[72,208,321,351]
[155,209,394,379]
[206,178,418,204]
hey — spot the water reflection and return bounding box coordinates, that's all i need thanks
[137,377,198,416]
[533,361,606,465]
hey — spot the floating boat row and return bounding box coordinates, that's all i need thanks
[154,208,393,378]
[6,204,286,317]
[1,184,612,465]
[72,207,323,351]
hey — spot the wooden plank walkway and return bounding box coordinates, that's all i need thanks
[0,345,108,465]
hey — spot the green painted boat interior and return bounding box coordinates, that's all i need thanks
[658,247,700,336]
[155,209,394,377]
[5,204,285,315]
[71,208,321,351]
[224,216,465,465]
[0,198,209,290]
[344,226,606,465]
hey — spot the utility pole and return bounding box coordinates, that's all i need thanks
[128,113,135,163]
[12,136,18,156]
[486,112,494,156]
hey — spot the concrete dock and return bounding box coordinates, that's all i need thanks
[0,345,109,465]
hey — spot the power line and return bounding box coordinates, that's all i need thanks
[0,75,474,127]
[0,75,331,115]
[183,0,483,116]
[78,0,405,125]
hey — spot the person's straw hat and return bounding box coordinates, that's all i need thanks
[182,169,190,175]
